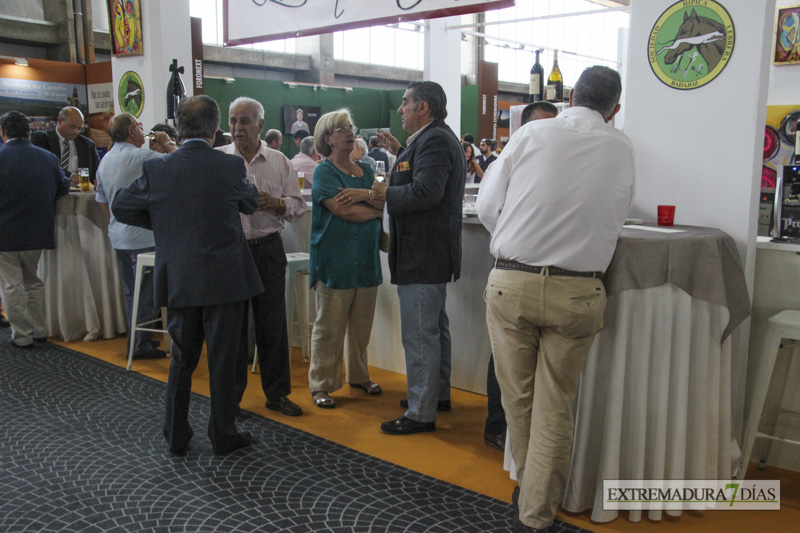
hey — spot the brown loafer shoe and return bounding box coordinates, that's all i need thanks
[266,396,303,416]
[484,430,505,451]
[513,512,551,533]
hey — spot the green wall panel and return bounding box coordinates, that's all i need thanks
[460,85,478,141]
[204,78,480,156]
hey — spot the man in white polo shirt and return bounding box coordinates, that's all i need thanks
[476,66,635,533]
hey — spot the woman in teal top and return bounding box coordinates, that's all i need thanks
[308,109,384,409]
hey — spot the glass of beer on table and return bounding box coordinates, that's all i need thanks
[78,168,90,192]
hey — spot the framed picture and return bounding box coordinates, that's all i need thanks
[773,5,800,65]
[108,0,144,57]
[283,106,321,135]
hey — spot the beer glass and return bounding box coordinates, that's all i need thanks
[297,172,305,190]
[78,168,91,192]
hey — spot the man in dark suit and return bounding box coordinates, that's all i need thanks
[31,106,99,186]
[0,111,70,348]
[367,136,389,169]
[112,95,264,456]
[371,81,465,435]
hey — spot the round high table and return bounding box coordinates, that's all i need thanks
[503,225,751,523]
[39,192,128,341]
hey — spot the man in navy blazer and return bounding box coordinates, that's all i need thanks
[0,111,70,348]
[371,81,465,435]
[112,95,264,456]
[31,106,99,186]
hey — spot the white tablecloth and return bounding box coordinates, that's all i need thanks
[502,226,750,523]
[39,193,128,341]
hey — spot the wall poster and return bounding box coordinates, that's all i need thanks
[774,5,800,65]
[108,0,144,56]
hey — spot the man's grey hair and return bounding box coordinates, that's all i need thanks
[108,113,138,143]
[265,129,282,146]
[572,66,622,120]
[406,81,447,121]
[521,101,558,126]
[229,96,264,122]
[176,95,220,140]
[300,135,315,156]
[58,106,83,122]
[354,138,368,153]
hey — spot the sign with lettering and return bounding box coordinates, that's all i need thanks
[224,0,515,46]
[648,0,735,90]
[88,82,115,114]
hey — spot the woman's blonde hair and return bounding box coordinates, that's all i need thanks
[314,108,353,157]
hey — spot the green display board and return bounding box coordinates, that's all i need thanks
[205,78,479,157]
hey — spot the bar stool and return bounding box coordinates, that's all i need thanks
[127,252,170,371]
[740,310,800,474]
[252,252,311,372]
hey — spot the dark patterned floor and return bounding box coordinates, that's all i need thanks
[0,329,592,533]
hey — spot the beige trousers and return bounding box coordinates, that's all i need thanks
[485,268,606,530]
[308,281,378,393]
[0,250,46,346]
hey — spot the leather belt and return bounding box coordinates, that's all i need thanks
[247,232,281,246]
[494,258,601,278]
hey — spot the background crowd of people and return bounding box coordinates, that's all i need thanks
[0,65,631,532]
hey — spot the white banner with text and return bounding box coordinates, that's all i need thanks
[224,0,514,45]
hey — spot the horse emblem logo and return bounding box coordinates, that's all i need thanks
[648,1,735,90]
[118,71,144,118]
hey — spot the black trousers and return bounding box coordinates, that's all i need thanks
[163,300,246,454]
[236,234,291,403]
[485,353,507,435]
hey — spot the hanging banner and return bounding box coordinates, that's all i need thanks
[224,0,515,46]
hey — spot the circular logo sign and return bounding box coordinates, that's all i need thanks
[118,70,144,117]
[648,1,735,90]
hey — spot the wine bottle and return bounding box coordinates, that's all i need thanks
[546,50,564,103]
[529,49,544,103]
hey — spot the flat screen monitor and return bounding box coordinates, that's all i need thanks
[284,105,321,136]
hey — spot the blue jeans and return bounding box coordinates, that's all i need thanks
[115,247,159,355]
[397,283,451,423]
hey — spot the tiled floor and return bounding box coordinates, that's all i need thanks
[0,329,591,532]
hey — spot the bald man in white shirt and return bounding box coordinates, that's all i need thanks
[476,66,635,533]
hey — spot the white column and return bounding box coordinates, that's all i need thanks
[424,17,461,136]
[111,0,193,129]
[624,0,773,283]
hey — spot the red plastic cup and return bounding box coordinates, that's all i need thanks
[657,205,676,226]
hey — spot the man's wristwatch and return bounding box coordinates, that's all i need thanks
[368,190,374,200]
[278,198,285,211]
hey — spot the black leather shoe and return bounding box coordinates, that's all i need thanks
[34,336,48,343]
[169,447,188,457]
[512,486,520,508]
[484,430,505,451]
[266,396,303,417]
[215,432,253,455]
[9,340,33,349]
[513,512,550,533]
[399,399,452,412]
[381,416,436,435]
[0,317,10,328]
[132,348,167,360]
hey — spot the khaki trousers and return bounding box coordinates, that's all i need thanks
[0,250,46,346]
[485,268,606,530]
[308,281,378,393]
